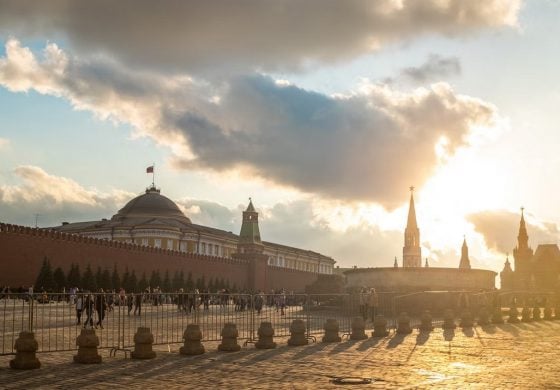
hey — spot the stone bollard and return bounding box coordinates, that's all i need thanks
[350,317,368,340]
[218,323,241,352]
[460,310,473,328]
[544,306,553,321]
[442,309,456,329]
[521,306,532,322]
[533,306,542,321]
[371,315,389,337]
[288,319,308,346]
[74,328,102,364]
[131,327,156,359]
[9,331,41,369]
[508,306,520,323]
[419,310,433,331]
[322,319,342,343]
[491,307,504,324]
[477,306,490,326]
[180,324,205,355]
[396,312,412,334]
[255,322,276,349]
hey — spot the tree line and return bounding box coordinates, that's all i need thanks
[34,257,236,293]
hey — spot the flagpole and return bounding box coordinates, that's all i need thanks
[152,162,155,187]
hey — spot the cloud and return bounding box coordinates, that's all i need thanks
[0,40,501,207]
[0,137,9,148]
[400,54,461,84]
[467,210,560,253]
[0,1,521,73]
[0,165,134,227]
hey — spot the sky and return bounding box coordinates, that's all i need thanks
[1,0,559,273]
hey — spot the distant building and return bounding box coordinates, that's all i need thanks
[53,185,335,275]
[345,188,496,291]
[500,209,560,290]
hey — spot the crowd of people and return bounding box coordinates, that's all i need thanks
[0,285,294,328]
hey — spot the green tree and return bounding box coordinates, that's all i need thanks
[129,270,138,292]
[186,272,194,290]
[53,266,66,291]
[150,270,161,288]
[162,270,171,292]
[138,272,148,292]
[178,271,185,290]
[195,275,206,290]
[121,267,130,291]
[101,268,111,290]
[81,264,96,291]
[111,264,121,290]
[95,267,103,290]
[67,263,81,287]
[35,257,56,292]
[172,270,180,291]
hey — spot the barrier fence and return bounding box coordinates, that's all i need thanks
[2,290,558,355]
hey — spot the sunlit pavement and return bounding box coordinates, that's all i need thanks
[1,322,560,389]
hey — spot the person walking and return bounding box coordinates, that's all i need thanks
[95,289,107,329]
[83,293,95,328]
[75,293,84,325]
[126,292,134,315]
[134,291,143,316]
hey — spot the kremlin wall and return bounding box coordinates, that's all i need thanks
[0,223,319,292]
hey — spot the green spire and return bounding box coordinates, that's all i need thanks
[238,198,263,253]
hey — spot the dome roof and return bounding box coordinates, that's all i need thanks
[112,186,191,224]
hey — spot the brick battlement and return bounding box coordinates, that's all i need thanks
[0,222,247,266]
[0,222,319,291]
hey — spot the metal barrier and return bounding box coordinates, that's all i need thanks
[0,292,361,355]
[3,290,558,355]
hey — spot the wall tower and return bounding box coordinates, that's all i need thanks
[403,187,422,267]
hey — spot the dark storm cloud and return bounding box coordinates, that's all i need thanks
[0,41,498,206]
[467,210,560,253]
[169,74,496,206]
[0,0,520,73]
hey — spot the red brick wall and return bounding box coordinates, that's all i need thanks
[0,223,250,290]
[267,266,318,292]
[0,223,319,292]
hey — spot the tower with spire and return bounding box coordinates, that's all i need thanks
[500,254,514,290]
[403,186,422,267]
[459,237,471,269]
[512,207,533,286]
[238,198,264,254]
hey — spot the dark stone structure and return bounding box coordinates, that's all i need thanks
[9,331,40,369]
[131,327,156,359]
[179,324,205,355]
[74,329,102,364]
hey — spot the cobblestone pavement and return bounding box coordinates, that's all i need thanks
[2,321,560,389]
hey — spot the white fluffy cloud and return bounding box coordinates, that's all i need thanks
[0,1,521,73]
[0,137,9,148]
[0,165,134,227]
[0,40,500,206]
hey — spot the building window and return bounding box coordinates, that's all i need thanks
[201,243,206,254]
[207,244,212,255]
[154,239,161,248]
[180,242,187,252]
[167,240,174,250]
[214,245,219,256]
[141,238,148,246]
